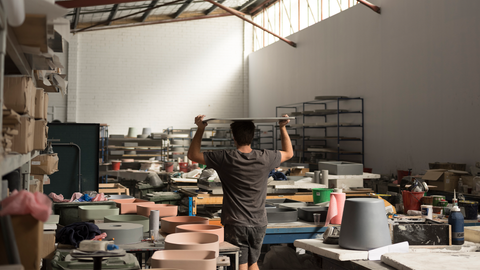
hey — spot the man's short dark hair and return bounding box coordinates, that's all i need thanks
[230,121,255,146]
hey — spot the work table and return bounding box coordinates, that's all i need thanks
[294,238,480,270]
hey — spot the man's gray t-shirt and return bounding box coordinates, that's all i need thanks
[204,149,282,227]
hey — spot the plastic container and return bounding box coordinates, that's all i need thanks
[402,190,424,212]
[458,200,479,220]
[112,160,121,171]
[312,188,333,203]
[448,206,464,245]
[179,162,188,172]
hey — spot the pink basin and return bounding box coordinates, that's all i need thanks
[151,250,216,270]
[175,224,224,242]
[112,198,154,214]
[165,232,219,257]
[160,216,209,234]
[137,204,178,218]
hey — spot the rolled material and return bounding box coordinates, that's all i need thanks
[313,171,321,184]
[325,192,346,226]
[150,210,160,232]
[321,170,329,185]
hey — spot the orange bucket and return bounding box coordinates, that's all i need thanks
[179,162,188,172]
[112,160,121,170]
[402,190,424,212]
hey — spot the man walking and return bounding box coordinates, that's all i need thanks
[188,115,293,270]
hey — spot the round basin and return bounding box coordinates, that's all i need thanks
[165,232,219,257]
[160,216,209,234]
[104,214,149,232]
[175,224,224,242]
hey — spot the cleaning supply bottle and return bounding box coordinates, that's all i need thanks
[448,206,464,245]
[452,189,458,206]
[457,177,463,193]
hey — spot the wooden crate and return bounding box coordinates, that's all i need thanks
[99,183,129,195]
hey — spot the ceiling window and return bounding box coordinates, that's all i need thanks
[253,0,357,51]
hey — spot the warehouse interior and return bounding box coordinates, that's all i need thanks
[1,0,480,269]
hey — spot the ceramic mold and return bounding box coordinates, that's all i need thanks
[79,205,119,221]
[113,198,155,214]
[97,223,143,245]
[165,232,219,257]
[160,216,209,234]
[175,224,224,242]
[339,198,392,250]
[104,214,150,232]
[151,250,216,270]
[266,208,298,223]
[137,204,178,218]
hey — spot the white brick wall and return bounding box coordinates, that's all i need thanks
[66,16,245,135]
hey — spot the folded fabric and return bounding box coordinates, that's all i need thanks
[268,169,288,180]
[49,192,69,202]
[92,193,107,202]
[0,190,52,222]
[56,222,102,248]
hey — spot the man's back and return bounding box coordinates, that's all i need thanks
[204,149,281,226]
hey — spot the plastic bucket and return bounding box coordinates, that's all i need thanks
[165,162,174,172]
[402,190,424,212]
[459,200,479,220]
[312,188,333,204]
[112,161,121,171]
[179,162,188,172]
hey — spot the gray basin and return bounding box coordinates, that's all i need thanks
[297,206,328,222]
[266,208,298,223]
[78,205,119,221]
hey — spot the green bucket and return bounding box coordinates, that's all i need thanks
[312,188,333,203]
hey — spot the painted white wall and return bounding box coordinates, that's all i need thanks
[58,16,246,135]
[249,0,480,175]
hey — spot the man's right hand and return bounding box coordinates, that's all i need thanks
[195,115,208,129]
[279,114,290,128]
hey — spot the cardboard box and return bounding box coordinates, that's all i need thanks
[33,119,48,151]
[33,174,50,185]
[29,178,41,193]
[422,169,460,192]
[290,167,309,176]
[11,115,35,154]
[44,92,49,120]
[41,231,56,259]
[31,153,59,175]
[4,75,36,115]
[0,214,43,270]
[34,88,45,119]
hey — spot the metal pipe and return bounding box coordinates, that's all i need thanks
[357,0,380,13]
[52,143,82,192]
[202,0,296,48]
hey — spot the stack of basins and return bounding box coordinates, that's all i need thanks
[96,198,179,245]
[151,216,222,270]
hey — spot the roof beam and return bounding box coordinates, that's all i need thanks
[237,0,257,12]
[107,4,120,25]
[357,0,381,13]
[56,0,147,9]
[140,0,159,22]
[71,7,81,29]
[173,0,194,19]
[74,13,233,32]
[202,0,296,47]
[204,0,226,15]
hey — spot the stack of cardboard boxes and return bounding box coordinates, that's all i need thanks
[3,75,49,154]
